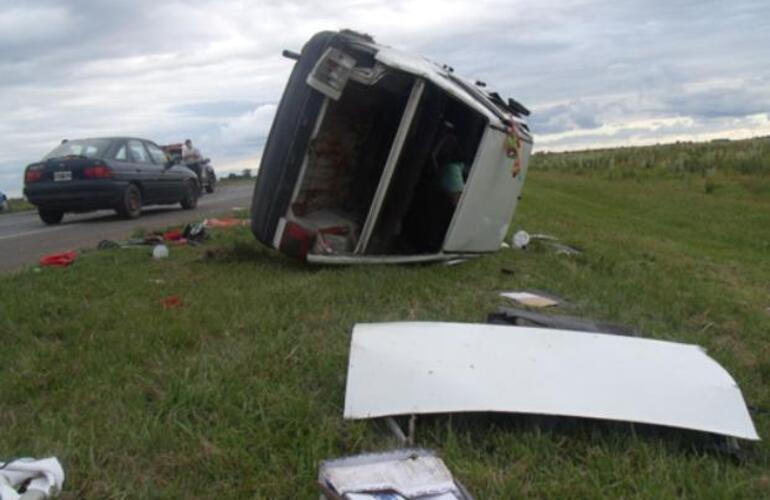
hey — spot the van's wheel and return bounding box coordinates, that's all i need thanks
[205,174,215,194]
[39,208,64,225]
[180,181,198,209]
[116,184,142,219]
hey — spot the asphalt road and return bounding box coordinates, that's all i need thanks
[0,182,254,273]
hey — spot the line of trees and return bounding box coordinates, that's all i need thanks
[226,169,253,180]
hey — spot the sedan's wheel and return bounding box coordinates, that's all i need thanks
[39,208,64,225]
[116,184,142,219]
[180,181,198,209]
[205,174,215,194]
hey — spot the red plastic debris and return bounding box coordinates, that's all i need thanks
[279,221,314,259]
[39,251,77,268]
[160,295,183,309]
[203,217,243,228]
[163,229,185,241]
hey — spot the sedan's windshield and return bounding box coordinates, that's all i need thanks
[43,138,113,160]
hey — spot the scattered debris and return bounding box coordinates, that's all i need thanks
[488,307,640,337]
[511,230,582,255]
[318,449,472,500]
[182,223,207,244]
[39,251,77,268]
[126,235,164,247]
[160,295,183,309]
[203,217,247,228]
[97,240,121,250]
[444,258,469,267]
[499,291,560,308]
[512,230,530,249]
[343,322,759,440]
[529,233,558,241]
[148,279,165,285]
[152,245,169,260]
[0,456,64,500]
[162,229,185,242]
[500,267,515,275]
[385,417,410,446]
[116,224,208,250]
[546,241,582,256]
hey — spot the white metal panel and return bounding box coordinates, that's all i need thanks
[343,322,759,440]
[355,79,426,253]
[443,129,531,252]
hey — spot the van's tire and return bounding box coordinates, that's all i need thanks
[116,184,142,219]
[205,174,215,194]
[249,31,336,245]
[180,181,198,210]
[39,208,64,225]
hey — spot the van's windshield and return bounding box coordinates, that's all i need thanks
[445,74,511,124]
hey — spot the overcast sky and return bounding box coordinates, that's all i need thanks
[1,0,768,195]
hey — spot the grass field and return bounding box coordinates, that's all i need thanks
[0,196,34,214]
[1,145,768,498]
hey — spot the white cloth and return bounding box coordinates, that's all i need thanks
[181,144,201,162]
[0,458,64,500]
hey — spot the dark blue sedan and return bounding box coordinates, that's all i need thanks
[23,137,200,224]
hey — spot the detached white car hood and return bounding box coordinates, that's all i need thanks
[343,322,759,441]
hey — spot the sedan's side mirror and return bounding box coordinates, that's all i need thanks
[165,159,175,169]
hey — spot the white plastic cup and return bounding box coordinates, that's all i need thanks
[512,230,530,249]
[153,244,169,259]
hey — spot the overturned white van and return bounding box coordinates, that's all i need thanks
[250,30,533,264]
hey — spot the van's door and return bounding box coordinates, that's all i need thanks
[442,126,533,252]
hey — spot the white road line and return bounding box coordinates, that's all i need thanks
[0,224,71,241]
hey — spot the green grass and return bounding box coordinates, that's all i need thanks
[1,163,769,497]
[1,196,34,214]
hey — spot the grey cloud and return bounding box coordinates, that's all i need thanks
[171,100,268,118]
[661,84,770,120]
[531,101,605,134]
[1,0,770,194]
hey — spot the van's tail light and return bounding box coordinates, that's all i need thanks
[306,47,356,100]
[25,166,43,184]
[278,220,315,260]
[83,164,113,179]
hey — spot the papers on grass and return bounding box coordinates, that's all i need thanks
[319,449,470,499]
